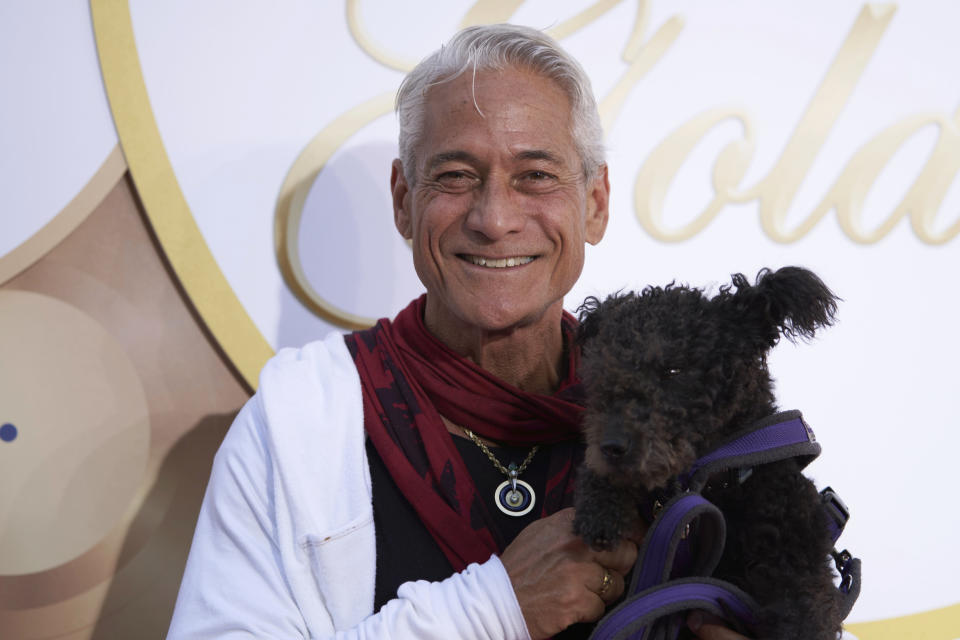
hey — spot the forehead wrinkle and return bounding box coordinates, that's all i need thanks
[425,148,567,174]
[512,149,565,166]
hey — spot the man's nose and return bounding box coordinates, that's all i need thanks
[464,178,526,240]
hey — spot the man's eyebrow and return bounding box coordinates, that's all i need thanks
[424,149,566,172]
[425,151,479,172]
[513,149,564,165]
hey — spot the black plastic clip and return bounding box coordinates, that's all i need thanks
[831,548,855,593]
[820,486,849,542]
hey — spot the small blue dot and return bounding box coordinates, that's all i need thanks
[0,423,17,442]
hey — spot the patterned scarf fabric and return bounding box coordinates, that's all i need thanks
[345,295,585,570]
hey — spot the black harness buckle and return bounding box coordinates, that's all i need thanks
[820,486,850,530]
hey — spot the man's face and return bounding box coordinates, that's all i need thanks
[391,66,609,338]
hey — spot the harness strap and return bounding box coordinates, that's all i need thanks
[588,411,861,640]
[682,410,821,492]
[590,578,759,640]
[630,494,725,594]
[835,554,862,619]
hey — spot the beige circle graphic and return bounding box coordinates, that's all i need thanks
[0,290,150,575]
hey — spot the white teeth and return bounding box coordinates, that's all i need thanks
[464,255,534,268]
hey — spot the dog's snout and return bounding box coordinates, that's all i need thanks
[600,437,631,461]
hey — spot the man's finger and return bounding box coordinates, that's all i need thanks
[594,566,625,604]
[592,539,638,574]
[687,611,753,640]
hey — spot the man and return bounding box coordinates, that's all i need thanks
[167,24,750,640]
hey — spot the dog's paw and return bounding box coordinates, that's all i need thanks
[573,516,622,551]
[588,532,619,551]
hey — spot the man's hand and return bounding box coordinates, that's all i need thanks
[500,508,637,640]
[687,611,755,640]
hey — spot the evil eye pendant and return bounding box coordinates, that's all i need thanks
[495,479,535,517]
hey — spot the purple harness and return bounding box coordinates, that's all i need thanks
[589,410,861,640]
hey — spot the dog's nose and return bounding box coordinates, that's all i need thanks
[600,438,631,461]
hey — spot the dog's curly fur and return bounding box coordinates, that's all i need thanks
[572,266,844,640]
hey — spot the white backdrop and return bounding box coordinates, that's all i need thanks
[0,1,117,256]
[3,1,959,634]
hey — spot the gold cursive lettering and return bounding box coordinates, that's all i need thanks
[345,0,628,71]
[739,3,898,242]
[829,114,960,244]
[906,108,960,244]
[274,91,395,329]
[599,2,684,134]
[280,2,958,330]
[628,3,960,245]
[634,109,753,241]
[279,0,661,327]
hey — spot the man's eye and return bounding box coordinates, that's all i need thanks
[525,171,554,181]
[436,171,475,189]
[517,170,557,192]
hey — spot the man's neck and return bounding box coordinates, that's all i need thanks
[424,304,567,395]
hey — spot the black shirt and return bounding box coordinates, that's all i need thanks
[367,436,594,638]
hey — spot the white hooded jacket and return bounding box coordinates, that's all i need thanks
[166,332,530,639]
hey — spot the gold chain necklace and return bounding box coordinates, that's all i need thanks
[463,428,539,517]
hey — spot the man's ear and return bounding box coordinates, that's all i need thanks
[391,159,413,240]
[585,164,610,245]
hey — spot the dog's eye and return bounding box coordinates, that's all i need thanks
[663,367,681,378]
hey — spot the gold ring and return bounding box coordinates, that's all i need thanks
[598,568,612,598]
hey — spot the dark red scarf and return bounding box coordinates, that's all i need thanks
[345,295,585,570]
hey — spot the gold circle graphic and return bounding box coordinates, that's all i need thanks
[91,0,273,391]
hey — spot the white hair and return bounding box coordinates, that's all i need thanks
[395,24,605,183]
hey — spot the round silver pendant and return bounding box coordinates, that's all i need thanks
[495,479,536,517]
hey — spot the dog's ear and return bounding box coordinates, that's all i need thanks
[724,266,839,350]
[576,295,605,346]
[576,291,636,348]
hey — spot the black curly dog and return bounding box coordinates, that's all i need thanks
[573,266,844,640]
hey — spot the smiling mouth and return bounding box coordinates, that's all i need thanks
[460,254,537,268]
